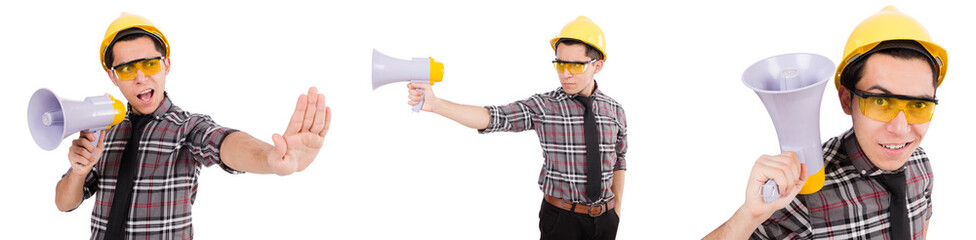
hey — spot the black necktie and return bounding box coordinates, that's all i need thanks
[105,115,150,240]
[876,172,910,240]
[574,96,602,203]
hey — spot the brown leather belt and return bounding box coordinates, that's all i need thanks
[544,195,614,217]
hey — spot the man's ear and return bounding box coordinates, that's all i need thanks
[592,59,604,74]
[163,57,171,75]
[838,86,853,115]
[106,70,119,87]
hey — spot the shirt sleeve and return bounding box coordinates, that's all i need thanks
[924,165,934,220]
[186,114,241,174]
[613,105,627,171]
[751,199,812,239]
[60,168,100,212]
[478,94,546,134]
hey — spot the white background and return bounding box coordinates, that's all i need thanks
[1,0,972,239]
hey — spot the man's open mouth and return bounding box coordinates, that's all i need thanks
[137,89,154,103]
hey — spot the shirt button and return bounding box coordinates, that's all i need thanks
[861,170,866,175]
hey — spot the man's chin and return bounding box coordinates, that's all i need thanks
[561,87,581,95]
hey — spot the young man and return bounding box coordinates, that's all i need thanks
[406,16,627,239]
[54,13,332,239]
[705,6,943,239]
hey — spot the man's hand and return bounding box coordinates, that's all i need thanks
[742,151,808,220]
[407,82,437,112]
[67,130,106,177]
[266,87,331,176]
[57,130,106,211]
[703,151,807,239]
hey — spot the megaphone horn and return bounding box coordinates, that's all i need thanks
[27,88,126,151]
[371,49,444,112]
[742,53,834,203]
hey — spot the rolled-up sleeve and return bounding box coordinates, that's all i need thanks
[186,115,241,174]
[479,95,545,134]
[613,107,628,171]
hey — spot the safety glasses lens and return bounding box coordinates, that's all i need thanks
[553,62,586,74]
[113,58,162,81]
[858,96,935,124]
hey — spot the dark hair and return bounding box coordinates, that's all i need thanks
[554,38,603,61]
[840,40,939,92]
[105,32,166,68]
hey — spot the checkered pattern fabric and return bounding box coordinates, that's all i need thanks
[753,129,933,239]
[64,94,239,240]
[480,84,627,204]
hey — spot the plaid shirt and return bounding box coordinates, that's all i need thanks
[63,94,240,240]
[480,83,628,204]
[753,128,933,240]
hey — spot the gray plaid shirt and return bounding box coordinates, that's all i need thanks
[64,94,240,240]
[480,83,628,204]
[753,128,933,239]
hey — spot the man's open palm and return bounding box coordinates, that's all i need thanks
[267,87,331,176]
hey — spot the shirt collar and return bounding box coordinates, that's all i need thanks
[125,91,172,120]
[554,80,602,101]
[841,128,905,177]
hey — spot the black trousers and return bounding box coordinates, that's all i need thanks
[539,199,619,240]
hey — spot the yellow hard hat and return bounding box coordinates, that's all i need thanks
[550,16,607,60]
[100,13,170,71]
[835,6,947,89]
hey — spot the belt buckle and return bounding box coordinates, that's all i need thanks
[586,203,605,217]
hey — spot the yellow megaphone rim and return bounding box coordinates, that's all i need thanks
[429,57,444,85]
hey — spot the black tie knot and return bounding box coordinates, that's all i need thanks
[575,96,593,109]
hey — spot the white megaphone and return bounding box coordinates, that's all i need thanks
[742,53,834,203]
[28,88,126,151]
[372,49,444,112]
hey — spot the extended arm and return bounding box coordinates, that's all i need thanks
[407,83,489,129]
[219,132,276,174]
[220,87,331,176]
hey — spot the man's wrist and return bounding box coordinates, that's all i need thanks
[735,204,769,233]
[427,97,442,113]
[69,168,88,178]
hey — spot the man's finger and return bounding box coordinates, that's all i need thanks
[758,159,794,196]
[72,148,92,162]
[284,94,308,136]
[77,134,96,152]
[319,107,332,137]
[270,133,287,161]
[310,94,327,134]
[95,130,107,151]
[798,164,809,182]
[301,87,318,132]
[782,151,801,184]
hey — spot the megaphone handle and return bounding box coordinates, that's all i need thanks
[410,80,427,112]
[761,179,780,203]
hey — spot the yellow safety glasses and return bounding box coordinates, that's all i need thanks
[552,59,597,75]
[111,57,164,81]
[852,89,938,124]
